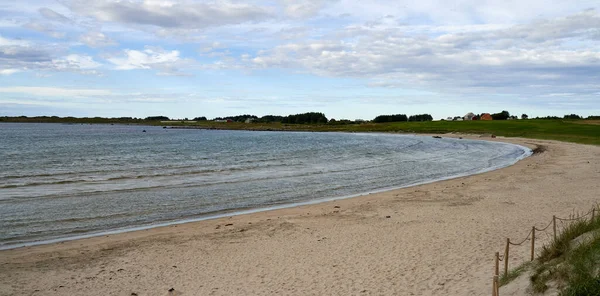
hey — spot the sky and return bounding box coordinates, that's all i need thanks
[0,0,599,120]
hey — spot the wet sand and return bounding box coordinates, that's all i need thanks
[1,136,599,296]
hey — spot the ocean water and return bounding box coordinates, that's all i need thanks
[0,123,530,248]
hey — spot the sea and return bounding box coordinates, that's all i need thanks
[0,123,531,249]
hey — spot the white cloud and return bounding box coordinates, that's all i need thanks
[200,41,226,53]
[0,36,55,69]
[38,7,71,23]
[430,9,600,47]
[128,97,177,103]
[107,46,195,75]
[281,0,336,18]
[323,0,596,25]
[2,1,600,117]
[108,48,180,70]
[67,0,273,29]
[53,54,102,70]
[0,69,20,75]
[79,31,117,47]
[0,86,112,97]
[277,27,310,40]
[247,10,600,98]
[0,36,29,47]
[23,22,66,39]
[0,35,102,75]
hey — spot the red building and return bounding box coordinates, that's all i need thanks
[480,113,493,120]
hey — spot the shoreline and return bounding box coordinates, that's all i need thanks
[0,134,532,251]
[1,135,599,295]
[3,119,599,146]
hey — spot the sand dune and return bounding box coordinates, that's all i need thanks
[1,136,599,296]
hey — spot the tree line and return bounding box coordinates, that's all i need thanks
[373,114,433,123]
[281,112,328,124]
[2,112,598,125]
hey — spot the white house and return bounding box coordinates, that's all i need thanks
[463,112,476,120]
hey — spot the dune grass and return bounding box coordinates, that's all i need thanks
[531,213,600,295]
[499,262,532,286]
[560,236,600,296]
[538,216,600,263]
[501,209,600,295]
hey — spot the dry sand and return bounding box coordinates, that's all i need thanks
[1,136,599,296]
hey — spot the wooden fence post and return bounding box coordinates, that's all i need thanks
[495,252,500,277]
[494,251,500,296]
[493,275,499,296]
[504,238,510,276]
[531,227,536,261]
[553,215,557,241]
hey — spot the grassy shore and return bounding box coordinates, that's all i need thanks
[164,119,600,145]
[3,117,599,145]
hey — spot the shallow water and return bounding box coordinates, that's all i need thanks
[0,123,530,248]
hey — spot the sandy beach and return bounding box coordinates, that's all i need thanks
[1,136,599,296]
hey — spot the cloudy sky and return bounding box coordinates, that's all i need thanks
[1,0,599,120]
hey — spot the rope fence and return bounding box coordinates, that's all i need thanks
[491,205,598,296]
[508,229,532,246]
[534,219,553,232]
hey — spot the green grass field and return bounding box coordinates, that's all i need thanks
[164,119,600,145]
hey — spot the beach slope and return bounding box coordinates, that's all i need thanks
[1,137,599,296]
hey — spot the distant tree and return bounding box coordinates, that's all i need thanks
[587,115,600,120]
[213,114,258,122]
[327,119,353,125]
[282,112,328,124]
[521,114,528,120]
[563,114,582,120]
[145,116,170,121]
[373,114,408,123]
[536,116,561,120]
[408,114,433,122]
[491,110,510,120]
[193,116,207,121]
[255,115,284,123]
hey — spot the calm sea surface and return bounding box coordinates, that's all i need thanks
[0,123,531,248]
